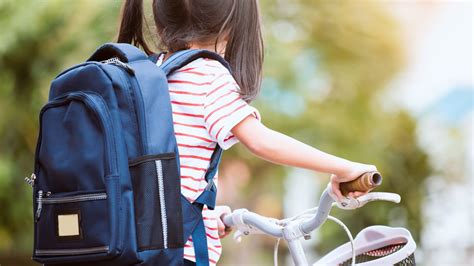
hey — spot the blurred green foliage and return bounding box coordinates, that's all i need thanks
[0,0,430,264]
[223,0,431,263]
[0,0,121,263]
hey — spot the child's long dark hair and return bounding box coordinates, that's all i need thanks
[117,0,264,102]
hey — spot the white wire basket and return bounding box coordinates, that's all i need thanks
[314,225,416,266]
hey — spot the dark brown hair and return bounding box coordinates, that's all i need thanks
[117,0,264,102]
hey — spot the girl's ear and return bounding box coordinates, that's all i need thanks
[217,40,228,56]
[223,32,230,42]
[214,30,230,56]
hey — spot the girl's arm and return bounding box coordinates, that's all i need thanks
[231,115,377,200]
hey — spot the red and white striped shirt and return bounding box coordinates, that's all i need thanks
[157,53,260,265]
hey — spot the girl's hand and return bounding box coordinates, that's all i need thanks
[215,205,232,238]
[330,162,378,201]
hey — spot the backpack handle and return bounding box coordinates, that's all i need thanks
[87,43,147,63]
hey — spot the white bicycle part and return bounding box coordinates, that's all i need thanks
[223,180,416,266]
[314,225,416,265]
[326,183,401,210]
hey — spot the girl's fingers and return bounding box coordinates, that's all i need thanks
[218,206,232,216]
[217,218,226,237]
[217,218,231,238]
[352,191,365,198]
[330,175,344,201]
[347,190,371,198]
[215,205,232,238]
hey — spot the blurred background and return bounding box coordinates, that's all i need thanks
[0,0,472,265]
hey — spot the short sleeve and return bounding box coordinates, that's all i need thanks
[203,68,260,150]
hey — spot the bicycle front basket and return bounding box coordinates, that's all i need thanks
[314,225,416,266]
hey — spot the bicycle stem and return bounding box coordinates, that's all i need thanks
[300,172,382,234]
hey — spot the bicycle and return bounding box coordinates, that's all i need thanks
[222,172,416,265]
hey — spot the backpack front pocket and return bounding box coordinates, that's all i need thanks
[34,190,110,257]
[33,92,121,263]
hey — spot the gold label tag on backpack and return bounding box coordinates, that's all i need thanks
[56,210,82,239]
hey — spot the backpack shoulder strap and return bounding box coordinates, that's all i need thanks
[147,52,163,64]
[160,49,230,211]
[158,49,229,266]
[159,49,231,76]
[193,146,222,210]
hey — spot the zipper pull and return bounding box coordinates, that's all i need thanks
[101,57,135,75]
[24,173,36,187]
[114,60,135,75]
[36,190,43,222]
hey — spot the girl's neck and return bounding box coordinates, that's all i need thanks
[189,42,226,56]
[163,41,226,62]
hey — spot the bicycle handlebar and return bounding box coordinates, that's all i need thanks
[222,210,283,238]
[223,172,384,238]
[300,189,334,234]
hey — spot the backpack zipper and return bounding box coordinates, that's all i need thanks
[35,190,43,222]
[35,246,109,256]
[35,192,107,221]
[101,57,135,75]
[38,193,107,204]
[25,173,37,187]
[155,160,168,249]
[108,60,148,155]
[37,92,118,176]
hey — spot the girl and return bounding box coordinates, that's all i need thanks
[117,0,377,265]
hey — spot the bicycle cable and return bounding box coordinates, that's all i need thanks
[273,237,281,266]
[327,215,356,266]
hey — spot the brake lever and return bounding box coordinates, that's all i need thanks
[326,183,401,210]
[358,192,401,204]
[335,192,401,210]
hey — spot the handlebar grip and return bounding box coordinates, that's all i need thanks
[340,171,382,196]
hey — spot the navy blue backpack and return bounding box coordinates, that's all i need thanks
[29,43,228,265]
